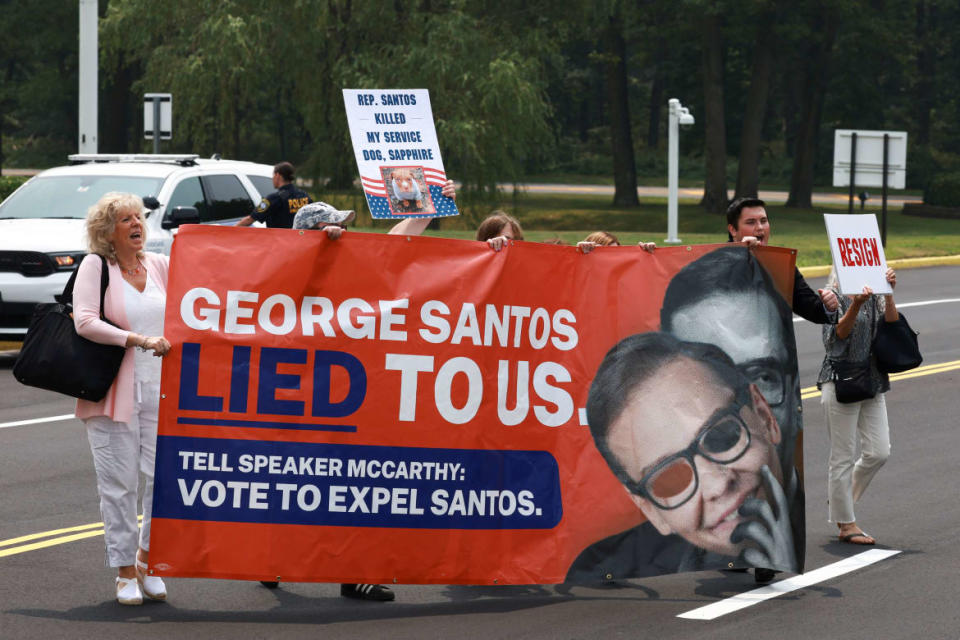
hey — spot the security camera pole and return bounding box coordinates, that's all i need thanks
[78,0,98,154]
[666,98,694,244]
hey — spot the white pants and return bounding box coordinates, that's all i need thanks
[821,381,891,524]
[85,380,159,567]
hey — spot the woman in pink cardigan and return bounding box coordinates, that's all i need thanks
[74,192,171,605]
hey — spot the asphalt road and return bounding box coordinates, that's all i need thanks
[1,266,957,639]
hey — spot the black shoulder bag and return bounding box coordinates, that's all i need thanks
[873,312,922,374]
[830,297,876,404]
[831,360,876,403]
[13,255,126,401]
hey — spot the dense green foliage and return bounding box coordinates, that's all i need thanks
[3,0,960,209]
[924,173,960,207]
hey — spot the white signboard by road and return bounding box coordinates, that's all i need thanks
[824,213,892,295]
[833,129,907,189]
[144,93,172,140]
[342,89,458,220]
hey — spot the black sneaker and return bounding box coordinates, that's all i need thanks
[754,568,778,584]
[340,583,395,601]
[260,581,280,589]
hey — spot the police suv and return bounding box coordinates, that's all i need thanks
[0,154,274,337]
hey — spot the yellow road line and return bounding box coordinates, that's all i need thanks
[0,516,142,557]
[0,521,105,548]
[888,361,960,382]
[0,529,106,558]
[801,359,960,400]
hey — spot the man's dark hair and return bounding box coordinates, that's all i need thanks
[725,196,765,241]
[274,161,296,183]
[659,245,793,342]
[586,332,749,488]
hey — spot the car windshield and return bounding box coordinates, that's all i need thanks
[0,175,164,219]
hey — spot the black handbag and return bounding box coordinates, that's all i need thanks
[831,360,876,404]
[873,312,922,374]
[13,255,126,401]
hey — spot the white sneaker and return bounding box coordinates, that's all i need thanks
[137,559,167,601]
[116,576,143,605]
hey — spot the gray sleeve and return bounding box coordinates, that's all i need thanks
[821,288,847,354]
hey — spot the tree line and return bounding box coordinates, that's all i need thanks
[2,0,959,212]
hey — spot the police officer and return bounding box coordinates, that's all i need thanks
[237,161,311,228]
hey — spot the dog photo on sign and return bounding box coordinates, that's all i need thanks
[382,166,435,215]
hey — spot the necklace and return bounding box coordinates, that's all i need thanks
[118,258,143,276]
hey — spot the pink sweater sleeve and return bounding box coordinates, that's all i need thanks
[73,254,129,346]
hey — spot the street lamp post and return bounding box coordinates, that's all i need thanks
[78,0,98,154]
[666,98,694,244]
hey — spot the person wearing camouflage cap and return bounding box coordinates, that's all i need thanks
[292,201,356,240]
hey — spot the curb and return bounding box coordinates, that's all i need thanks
[799,254,960,279]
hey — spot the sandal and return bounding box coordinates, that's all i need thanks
[839,531,876,545]
[136,557,168,601]
[116,576,143,605]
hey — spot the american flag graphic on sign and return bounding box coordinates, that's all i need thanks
[366,184,458,219]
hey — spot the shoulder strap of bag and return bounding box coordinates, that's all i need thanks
[56,266,80,305]
[98,254,110,322]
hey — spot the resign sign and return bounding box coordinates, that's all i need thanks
[824,213,893,295]
[150,228,801,584]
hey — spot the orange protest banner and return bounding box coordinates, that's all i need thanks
[151,227,803,584]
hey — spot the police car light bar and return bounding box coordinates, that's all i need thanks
[68,154,199,166]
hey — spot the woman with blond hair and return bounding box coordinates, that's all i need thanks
[74,192,171,605]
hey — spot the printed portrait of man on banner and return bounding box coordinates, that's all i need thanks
[567,246,804,581]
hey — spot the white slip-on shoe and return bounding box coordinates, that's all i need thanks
[116,576,143,605]
[136,559,167,601]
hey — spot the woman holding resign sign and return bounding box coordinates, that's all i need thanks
[816,267,899,546]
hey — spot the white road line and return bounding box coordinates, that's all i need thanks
[0,414,75,430]
[895,297,960,309]
[677,549,901,620]
[794,297,960,323]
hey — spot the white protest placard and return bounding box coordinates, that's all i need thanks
[343,89,458,220]
[824,214,892,295]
